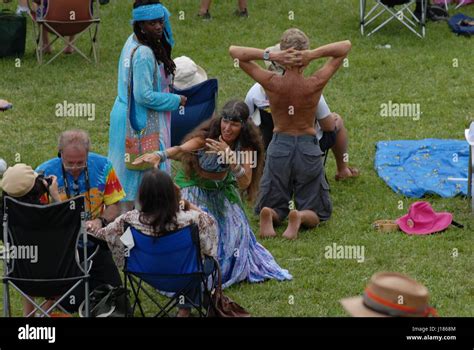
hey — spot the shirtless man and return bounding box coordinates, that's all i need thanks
[229,28,351,239]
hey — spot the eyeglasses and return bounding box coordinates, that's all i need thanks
[62,161,87,170]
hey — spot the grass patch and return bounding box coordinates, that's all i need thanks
[0,0,473,317]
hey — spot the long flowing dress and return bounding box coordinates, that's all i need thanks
[108,34,181,201]
[175,168,292,289]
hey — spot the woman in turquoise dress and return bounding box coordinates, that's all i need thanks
[108,0,186,209]
[134,100,292,288]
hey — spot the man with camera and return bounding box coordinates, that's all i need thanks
[36,129,126,312]
[0,163,64,315]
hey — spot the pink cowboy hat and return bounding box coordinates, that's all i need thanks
[396,201,452,235]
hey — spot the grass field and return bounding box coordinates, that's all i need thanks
[0,0,473,317]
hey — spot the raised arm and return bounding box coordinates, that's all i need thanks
[302,40,352,89]
[229,45,301,90]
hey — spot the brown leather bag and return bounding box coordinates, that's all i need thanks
[208,265,250,318]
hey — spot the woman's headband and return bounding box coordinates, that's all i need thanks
[222,112,247,124]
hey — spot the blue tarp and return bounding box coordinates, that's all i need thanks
[375,139,469,198]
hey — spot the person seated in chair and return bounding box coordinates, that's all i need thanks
[89,169,218,317]
[133,100,292,287]
[0,163,62,316]
[36,129,125,312]
[30,0,78,54]
[244,44,359,181]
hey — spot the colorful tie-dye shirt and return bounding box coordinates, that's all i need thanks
[36,152,125,219]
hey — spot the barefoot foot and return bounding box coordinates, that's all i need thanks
[282,210,301,240]
[335,166,360,181]
[63,46,75,54]
[259,207,276,238]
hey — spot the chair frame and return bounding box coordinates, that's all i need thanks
[443,0,468,10]
[123,225,218,318]
[27,0,100,65]
[360,0,427,38]
[1,196,95,317]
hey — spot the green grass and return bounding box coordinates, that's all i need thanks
[1,0,473,317]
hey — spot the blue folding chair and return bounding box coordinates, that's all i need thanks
[171,79,218,147]
[123,224,218,317]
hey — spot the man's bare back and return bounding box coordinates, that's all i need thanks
[229,38,351,137]
[266,71,323,136]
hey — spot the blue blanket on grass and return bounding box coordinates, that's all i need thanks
[375,139,469,198]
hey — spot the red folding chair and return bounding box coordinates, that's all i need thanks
[28,0,100,64]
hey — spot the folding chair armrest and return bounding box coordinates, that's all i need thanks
[87,244,100,262]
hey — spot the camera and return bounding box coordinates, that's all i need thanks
[37,174,53,188]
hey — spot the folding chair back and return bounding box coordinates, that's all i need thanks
[2,196,91,317]
[171,79,218,147]
[29,0,100,64]
[360,0,427,38]
[43,0,95,36]
[124,224,216,317]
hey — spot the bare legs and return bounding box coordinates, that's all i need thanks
[199,0,248,16]
[41,32,75,55]
[198,0,211,16]
[330,113,360,181]
[259,207,320,240]
[23,298,56,317]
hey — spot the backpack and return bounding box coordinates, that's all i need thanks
[0,9,27,58]
[79,284,132,317]
[449,13,474,36]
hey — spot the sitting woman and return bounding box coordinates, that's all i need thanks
[89,168,218,317]
[0,163,62,316]
[134,100,292,288]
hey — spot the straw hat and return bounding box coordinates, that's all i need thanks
[340,272,438,317]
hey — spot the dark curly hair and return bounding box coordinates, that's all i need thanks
[180,100,265,203]
[133,0,175,77]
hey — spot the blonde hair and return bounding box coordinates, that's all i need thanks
[280,28,310,51]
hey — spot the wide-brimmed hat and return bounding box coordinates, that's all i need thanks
[340,272,438,317]
[0,163,38,197]
[465,121,474,146]
[173,56,208,90]
[396,201,452,235]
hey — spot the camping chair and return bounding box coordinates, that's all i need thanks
[442,0,469,10]
[360,0,427,38]
[1,196,94,317]
[28,0,100,65]
[123,224,218,317]
[171,79,218,147]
